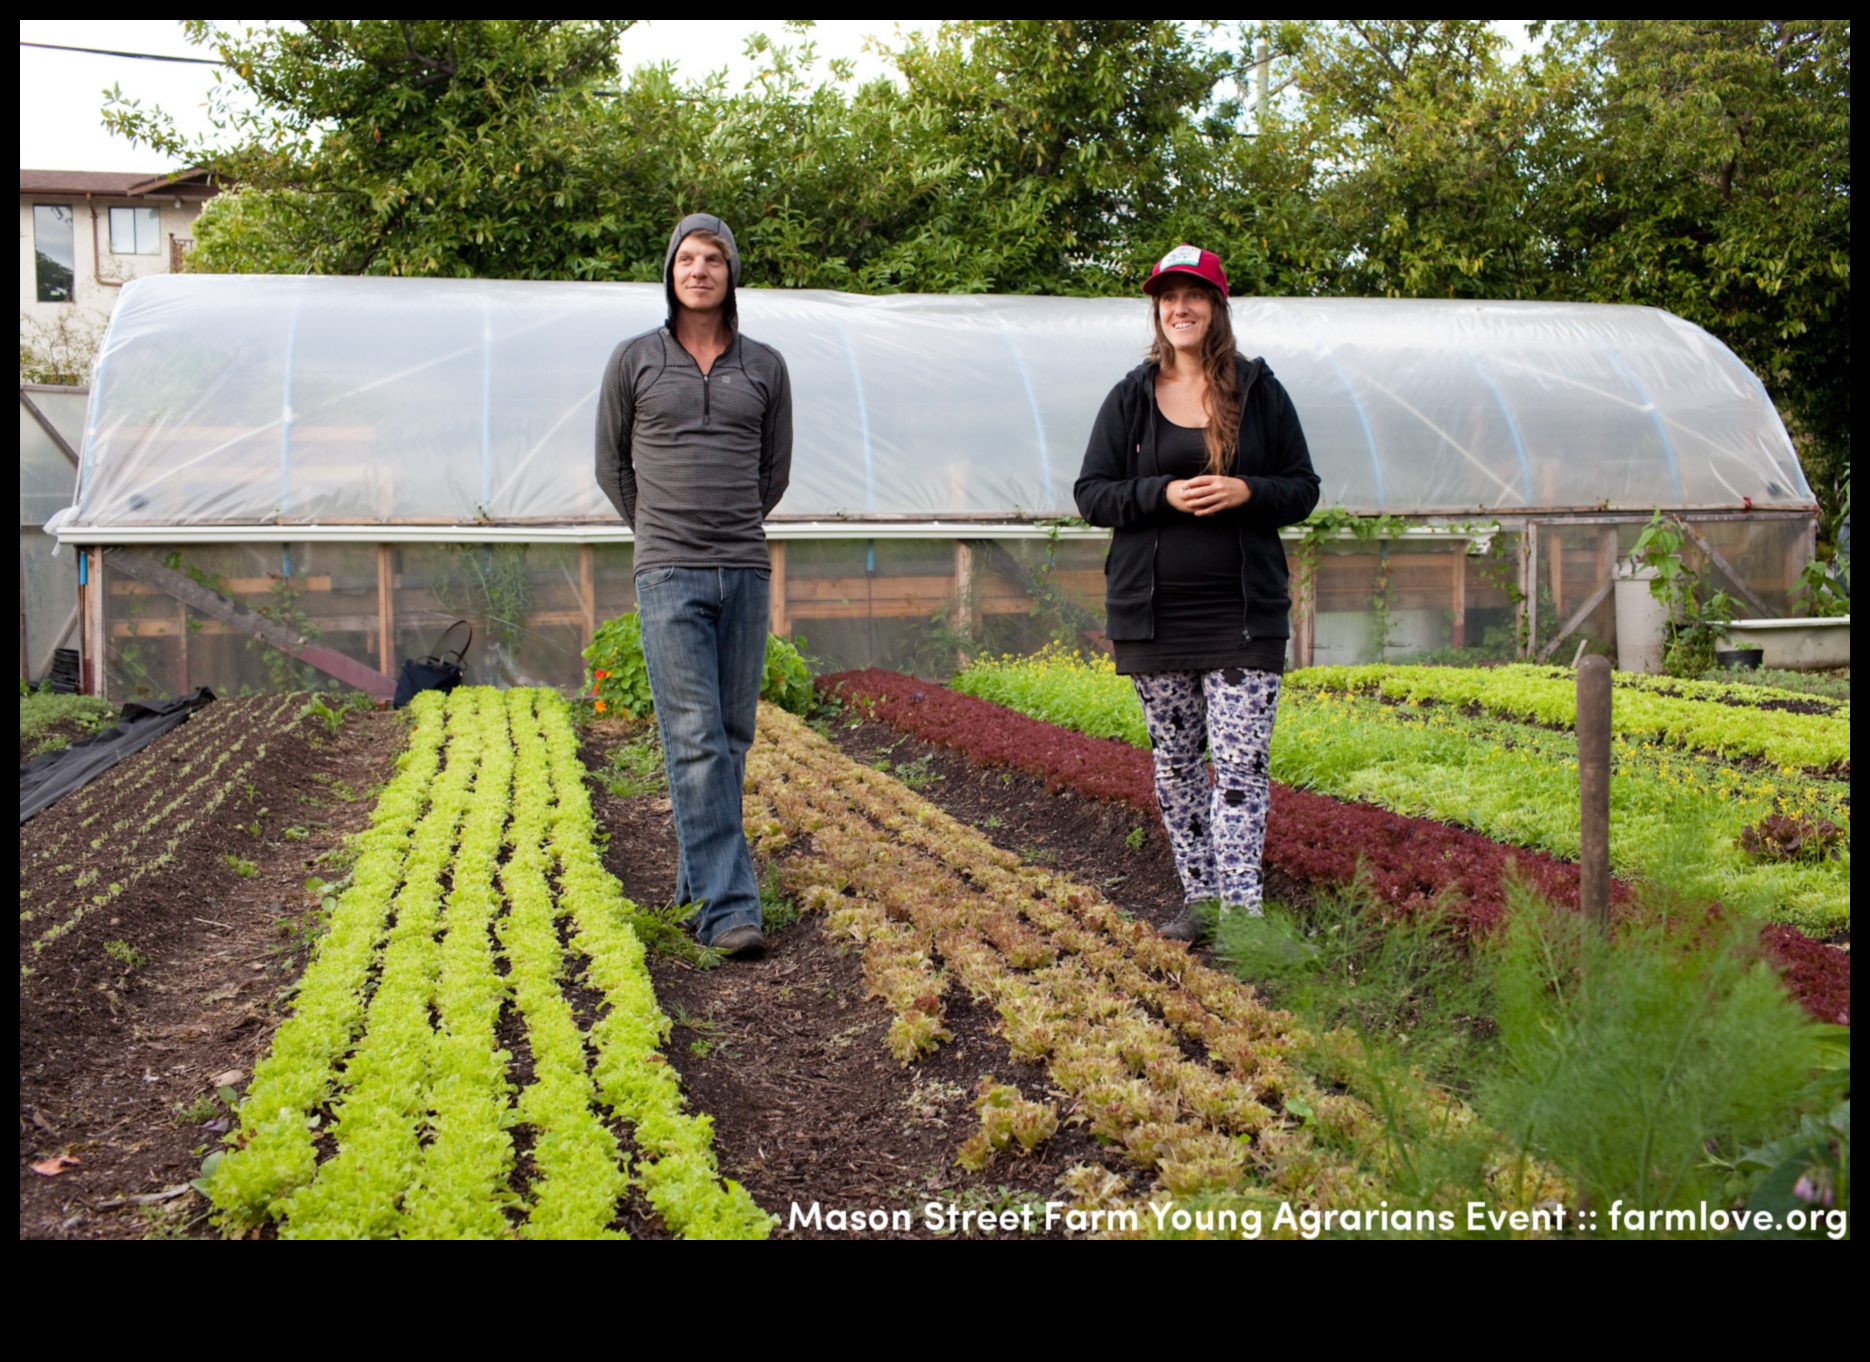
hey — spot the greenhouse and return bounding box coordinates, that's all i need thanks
[45,274,1818,699]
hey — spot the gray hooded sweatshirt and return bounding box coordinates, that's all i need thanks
[594,213,793,572]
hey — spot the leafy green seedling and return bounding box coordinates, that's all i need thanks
[302,696,346,736]
[759,866,799,934]
[173,1093,218,1124]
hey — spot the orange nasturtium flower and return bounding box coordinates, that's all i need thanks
[595,669,609,679]
[594,699,607,713]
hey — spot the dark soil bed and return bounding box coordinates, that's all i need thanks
[19,701,401,1240]
[586,718,1202,1238]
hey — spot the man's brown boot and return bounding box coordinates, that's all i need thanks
[711,924,767,958]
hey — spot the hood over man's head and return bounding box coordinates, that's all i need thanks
[664,213,741,331]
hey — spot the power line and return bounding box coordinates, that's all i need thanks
[20,40,225,66]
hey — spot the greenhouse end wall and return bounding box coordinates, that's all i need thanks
[98,536,1105,698]
[88,511,1815,701]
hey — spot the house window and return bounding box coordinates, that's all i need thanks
[109,206,162,255]
[33,205,76,302]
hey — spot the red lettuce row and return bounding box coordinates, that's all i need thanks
[1758,925,1852,1026]
[818,670,1848,1026]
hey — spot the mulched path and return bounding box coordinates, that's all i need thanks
[587,717,1186,1238]
[19,703,400,1240]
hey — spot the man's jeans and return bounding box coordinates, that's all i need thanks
[635,566,769,947]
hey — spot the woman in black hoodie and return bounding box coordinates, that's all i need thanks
[1073,245,1321,943]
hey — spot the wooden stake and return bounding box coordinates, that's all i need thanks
[769,540,790,637]
[176,591,189,693]
[579,543,596,647]
[953,540,976,669]
[1451,547,1467,650]
[1520,523,1539,658]
[1293,551,1316,669]
[954,541,975,634]
[84,552,105,696]
[1548,533,1565,618]
[377,544,395,677]
[1577,654,1612,931]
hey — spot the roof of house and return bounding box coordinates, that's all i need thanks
[19,168,221,199]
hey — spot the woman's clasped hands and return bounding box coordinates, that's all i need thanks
[1166,474,1251,516]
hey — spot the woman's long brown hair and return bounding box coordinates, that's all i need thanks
[1148,283,1241,476]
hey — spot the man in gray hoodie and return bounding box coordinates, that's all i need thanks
[595,214,792,957]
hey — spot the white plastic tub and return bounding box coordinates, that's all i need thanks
[1722,617,1851,671]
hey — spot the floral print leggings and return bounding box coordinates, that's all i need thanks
[1132,667,1282,916]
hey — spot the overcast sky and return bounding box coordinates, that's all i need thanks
[21,20,1531,174]
[18,20,918,172]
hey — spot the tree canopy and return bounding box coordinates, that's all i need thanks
[104,19,1850,519]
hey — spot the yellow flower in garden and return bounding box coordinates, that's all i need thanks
[594,699,607,713]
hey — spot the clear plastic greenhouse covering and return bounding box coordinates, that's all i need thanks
[70,275,1813,534]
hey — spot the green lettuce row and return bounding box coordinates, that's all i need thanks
[954,645,1148,745]
[499,690,630,1240]
[209,691,451,1229]
[537,691,776,1240]
[1287,663,1848,771]
[277,689,487,1238]
[400,689,520,1239]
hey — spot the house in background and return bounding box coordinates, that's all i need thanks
[20,167,221,336]
[20,168,219,685]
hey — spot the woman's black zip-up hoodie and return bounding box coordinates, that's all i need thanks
[1074,355,1320,645]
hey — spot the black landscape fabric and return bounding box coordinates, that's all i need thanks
[19,688,216,824]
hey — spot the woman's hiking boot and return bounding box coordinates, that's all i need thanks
[1159,901,1217,945]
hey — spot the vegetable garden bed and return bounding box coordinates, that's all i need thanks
[823,668,1848,1026]
[24,663,1847,1238]
[206,688,767,1239]
[20,695,399,1238]
[949,654,1851,939]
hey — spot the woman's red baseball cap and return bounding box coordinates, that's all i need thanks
[1143,243,1229,296]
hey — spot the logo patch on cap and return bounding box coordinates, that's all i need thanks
[1159,244,1203,270]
